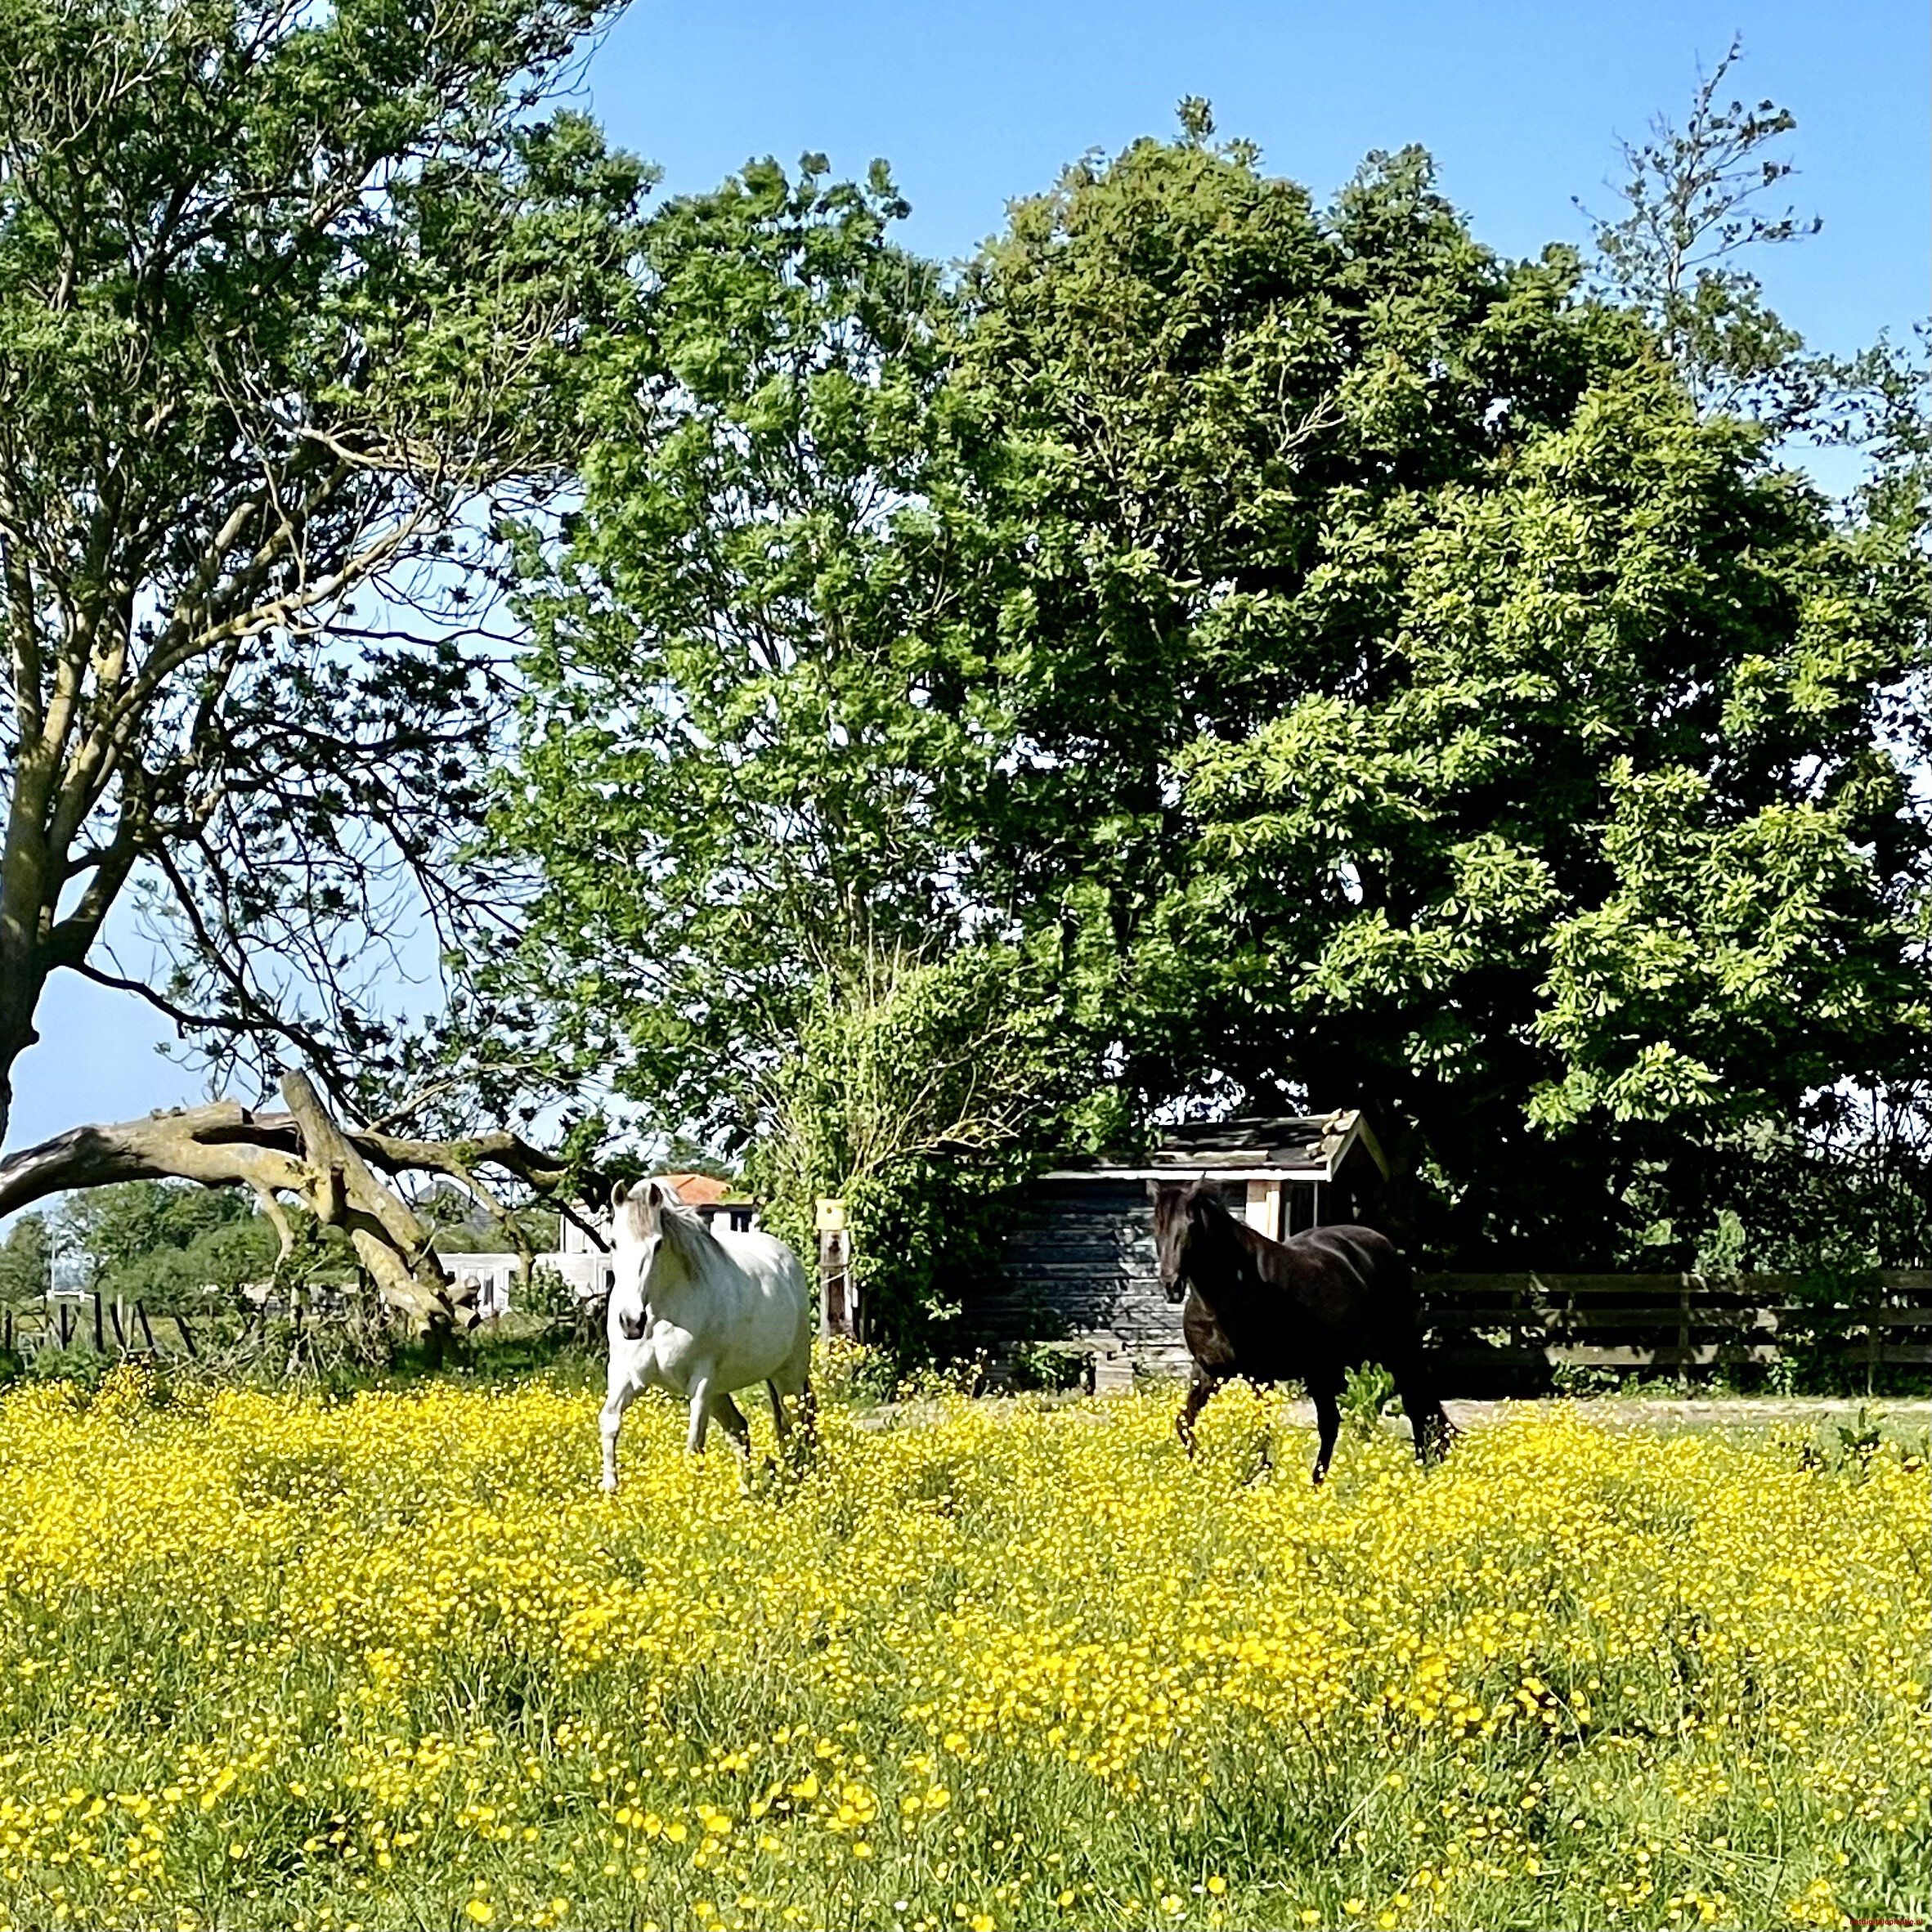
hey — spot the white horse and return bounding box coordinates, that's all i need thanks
[598,1179,815,1492]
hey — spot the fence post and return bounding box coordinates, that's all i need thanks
[58,1302,72,1350]
[108,1301,127,1350]
[1677,1275,1693,1378]
[819,1229,854,1339]
[92,1292,104,1352]
[816,1199,854,1341]
[135,1301,156,1351]
[173,1309,198,1359]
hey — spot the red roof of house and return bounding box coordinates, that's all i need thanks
[658,1172,730,1207]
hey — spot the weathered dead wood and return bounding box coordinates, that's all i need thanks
[0,1070,595,1332]
[277,1070,453,1327]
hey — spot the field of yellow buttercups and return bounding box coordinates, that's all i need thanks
[0,1356,1922,1931]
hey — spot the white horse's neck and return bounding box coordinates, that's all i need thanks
[626,1208,742,1321]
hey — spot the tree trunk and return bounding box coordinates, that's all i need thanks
[0,967,42,1152]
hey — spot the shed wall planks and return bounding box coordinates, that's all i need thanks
[980,1181,1191,1374]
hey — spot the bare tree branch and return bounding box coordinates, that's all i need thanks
[0,1070,597,1324]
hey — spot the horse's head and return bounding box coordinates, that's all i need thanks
[607,1178,673,1340]
[1152,1178,1223,1304]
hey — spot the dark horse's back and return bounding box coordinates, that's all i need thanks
[1191,1221,1416,1385]
[1155,1178,1452,1479]
[1284,1224,1415,1338]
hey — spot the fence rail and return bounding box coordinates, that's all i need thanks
[5,1295,199,1360]
[10,1274,1932,1389]
[1419,1270,1932,1379]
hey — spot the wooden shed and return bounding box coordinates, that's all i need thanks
[979,1112,1390,1378]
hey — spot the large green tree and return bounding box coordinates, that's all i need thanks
[500,156,981,1138]
[0,1211,47,1306]
[0,0,647,1145]
[52,1176,271,1310]
[941,123,1925,1258]
[505,109,1927,1268]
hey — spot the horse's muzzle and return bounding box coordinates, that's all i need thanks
[1161,1276,1186,1306]
[616,1308,647,1342]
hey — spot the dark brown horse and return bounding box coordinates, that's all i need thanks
[1153,1178,1454,1482]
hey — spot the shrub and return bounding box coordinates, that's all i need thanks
[1006,1340,1089,1395]
[748,944,1126,1362]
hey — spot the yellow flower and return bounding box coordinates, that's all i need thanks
[0,1373,1914,1932]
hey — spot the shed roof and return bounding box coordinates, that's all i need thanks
[1041,1109,1387,1185]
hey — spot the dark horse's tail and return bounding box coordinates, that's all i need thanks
[1383,1248,1457,1464]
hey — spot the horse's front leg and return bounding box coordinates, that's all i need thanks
[1177,1370,1216,1456]
[685,1367,717,1455]
[599,1379,636,1494]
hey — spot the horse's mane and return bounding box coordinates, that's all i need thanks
[1154,1177,1239,1229]
[1154,1177,1247,1280]
[614,1185,725,1280]
[653,1195,723,1273]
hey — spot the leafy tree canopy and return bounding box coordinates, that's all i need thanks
[0,0,649,1147]
[503,101,1928,1267]
[45,1177,280,1311]
[0,1213,48,1307]
[498,155,970,1140]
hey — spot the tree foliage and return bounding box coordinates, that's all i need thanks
[746,944,1117,1353]
[90,1201,287,1312]
[0,0,648,1145]
[0,1212,47,1306]
[1576,36,1820,424]
[504,101,1927,1273]
[55,1177,251,1285]
[36,1177,293,1313]
[498,155,971,1139]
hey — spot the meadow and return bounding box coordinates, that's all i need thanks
[0,1361,1922,1932]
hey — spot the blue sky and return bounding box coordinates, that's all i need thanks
[584,0,1927,356]
[4,0,1926,1159]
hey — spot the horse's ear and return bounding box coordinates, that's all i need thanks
[610,1179,655,1241]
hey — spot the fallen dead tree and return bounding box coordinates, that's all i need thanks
[0,1069,596,1331]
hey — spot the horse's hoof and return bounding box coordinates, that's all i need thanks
[599,1475,618,1495]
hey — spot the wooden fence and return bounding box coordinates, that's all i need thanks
[10,1274,1932,1392]
[5,1295,199,1360]
[1419,1270,1932,1385]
